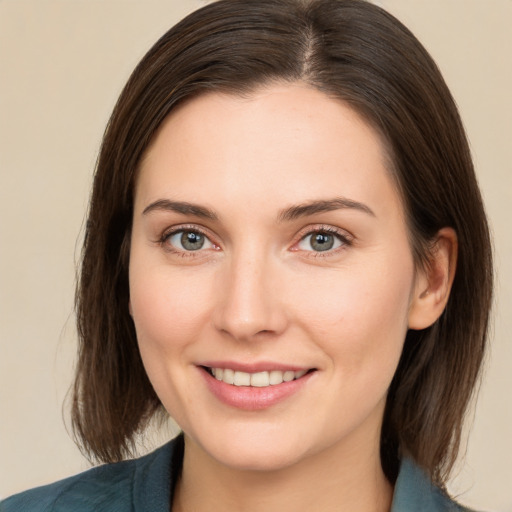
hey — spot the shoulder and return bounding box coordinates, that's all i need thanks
[0,458,138,512]
[392,458,482,512]
[0,437,182,512]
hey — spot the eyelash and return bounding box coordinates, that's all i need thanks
[158,224,217,257]
[157,224,353,257]
[292,225,353,258]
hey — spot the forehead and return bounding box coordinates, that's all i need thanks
[135,83,402,221]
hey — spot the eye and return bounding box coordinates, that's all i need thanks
[297,230,347,252]
[165,229,215,252]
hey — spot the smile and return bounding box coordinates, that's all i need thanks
[206,367,309,387]
[200,365,316,410]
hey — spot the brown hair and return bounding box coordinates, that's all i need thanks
[72,0,492,486]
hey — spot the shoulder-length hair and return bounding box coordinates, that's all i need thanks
[73,0,492,486]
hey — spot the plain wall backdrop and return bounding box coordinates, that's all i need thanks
[0,1,511,510]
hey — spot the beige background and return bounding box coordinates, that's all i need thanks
[0,0,510,510]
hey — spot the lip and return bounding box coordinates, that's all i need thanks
[198,360,310,373]
[198,364,316,410]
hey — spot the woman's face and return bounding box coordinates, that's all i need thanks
[129,84,422,471]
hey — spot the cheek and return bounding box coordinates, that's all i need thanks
[128,264,216,418]
[291,258,414,378]
[129,265,214,357]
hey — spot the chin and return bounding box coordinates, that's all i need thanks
[186,422,313,472]
[212,442,307,472]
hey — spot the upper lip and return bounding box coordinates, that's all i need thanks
[198,361,314,373]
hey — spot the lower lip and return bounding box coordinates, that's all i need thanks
[200,368,314,410]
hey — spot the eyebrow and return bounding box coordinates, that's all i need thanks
[142,199,218,220]
[142,197,375,222]
[278,197,375,222]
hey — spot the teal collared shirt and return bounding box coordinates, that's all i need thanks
[1,436,476,511]
[391,458,474,511]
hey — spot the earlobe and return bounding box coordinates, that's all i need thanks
[408,227,458,330]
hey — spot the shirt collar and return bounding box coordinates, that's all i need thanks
[135,438,464,512]
[391,457,464,511]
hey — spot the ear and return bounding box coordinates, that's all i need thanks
[408,227,458,330]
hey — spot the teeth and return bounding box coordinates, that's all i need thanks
[269,370,284,385]
[209,368,309,387]
[283,370,295,382]
[251,371,269,387]
[233,371,251,386]
[223,368,235,384]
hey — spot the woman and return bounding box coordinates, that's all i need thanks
[1,0,492,511]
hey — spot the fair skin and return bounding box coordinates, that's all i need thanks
[129,83,456,512]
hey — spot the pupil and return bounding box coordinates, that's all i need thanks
[181,231,204,250]
[311,233,334,251]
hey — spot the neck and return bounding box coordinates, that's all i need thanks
[172,433,393,512]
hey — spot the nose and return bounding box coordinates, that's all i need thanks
[212,249,288,342]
